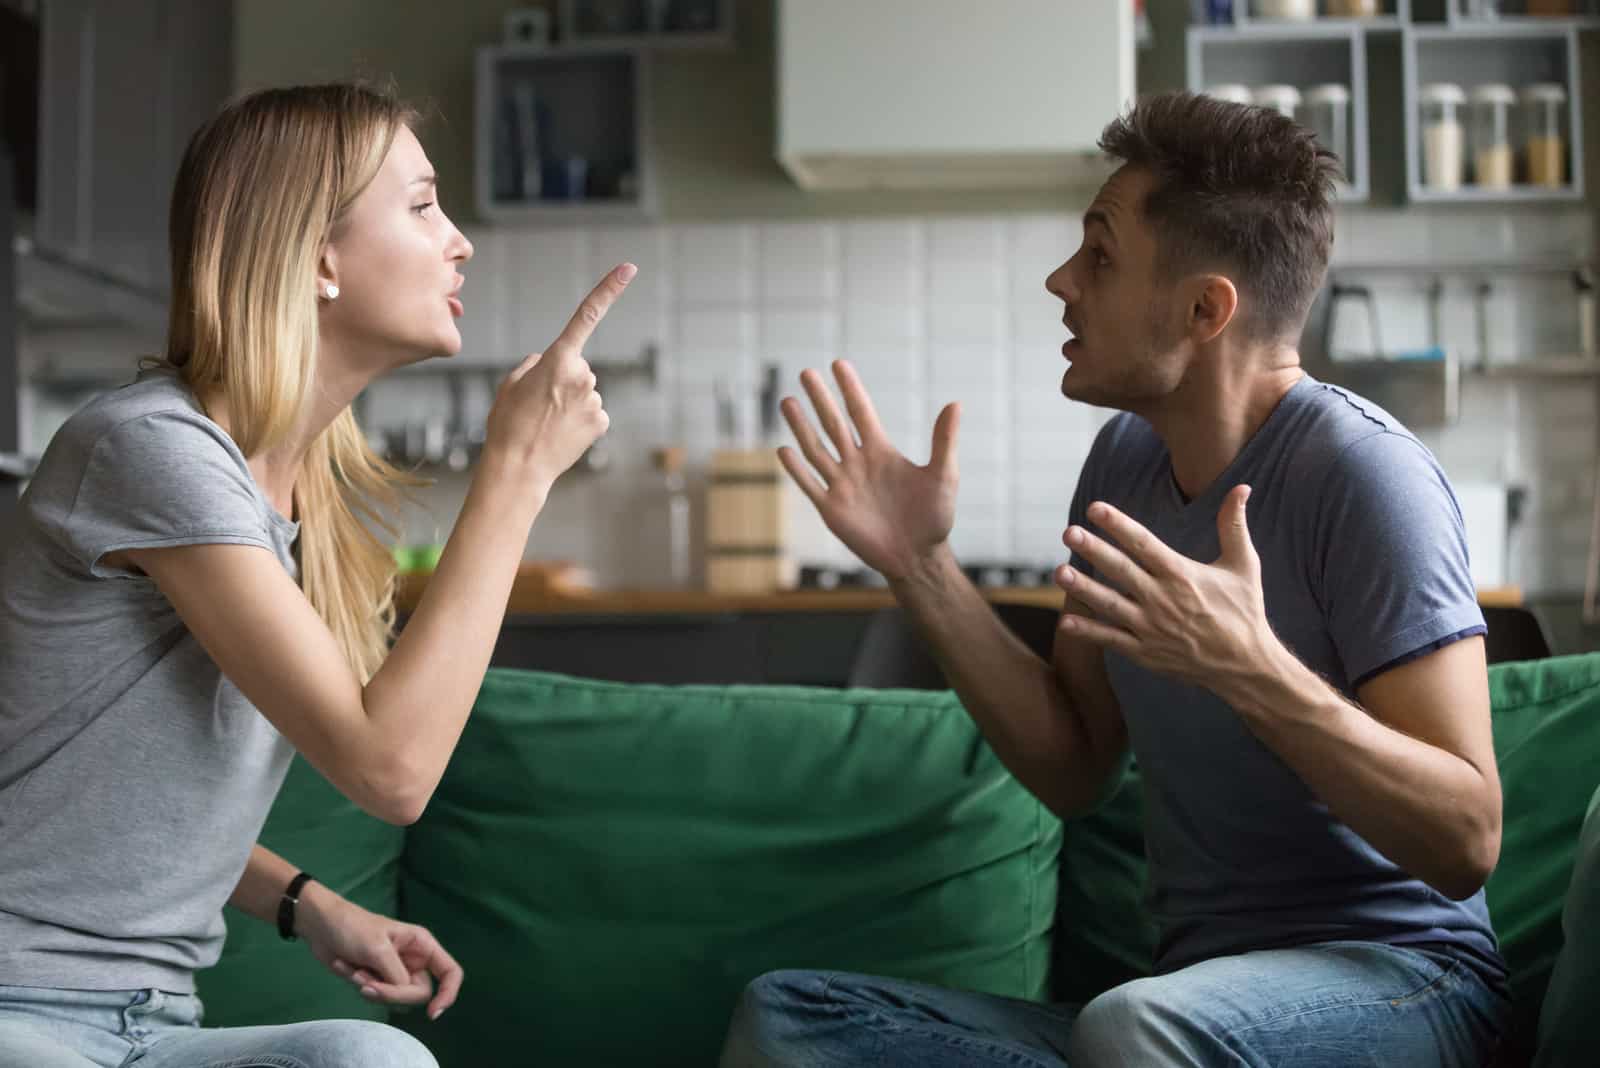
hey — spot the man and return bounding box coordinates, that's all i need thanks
[720,92,1512,1066]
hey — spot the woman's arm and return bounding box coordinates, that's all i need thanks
[231,844,463,1019]
[128,267,632,824]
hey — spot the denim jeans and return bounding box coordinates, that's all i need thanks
[0,986,437,1068]
[720,942,1512,1067]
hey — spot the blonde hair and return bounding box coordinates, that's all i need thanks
[162,84,420,682]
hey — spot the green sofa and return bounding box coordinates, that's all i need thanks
[198,654,1600,1067]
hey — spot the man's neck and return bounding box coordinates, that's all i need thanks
[1141,344,1304,502]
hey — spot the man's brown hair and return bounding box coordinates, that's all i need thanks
[1098,91,1340,343]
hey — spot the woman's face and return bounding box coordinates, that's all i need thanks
[320,125,474,371]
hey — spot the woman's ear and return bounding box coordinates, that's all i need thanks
[316,247,340,302]
[1187,274,1239,345]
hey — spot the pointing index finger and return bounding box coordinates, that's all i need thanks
[554,263,637,351]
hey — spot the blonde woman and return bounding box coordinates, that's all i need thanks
[0,84,633,1068]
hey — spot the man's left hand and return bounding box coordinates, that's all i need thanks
[1055,485,1278,692]
[297,883,463,1021]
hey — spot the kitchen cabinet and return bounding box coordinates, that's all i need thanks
[35,0,233,297]
[775,0,1135,192]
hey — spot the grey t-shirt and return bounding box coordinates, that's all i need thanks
[1067,375,1505,982]
[0,370,298,992]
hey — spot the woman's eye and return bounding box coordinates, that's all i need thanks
[412,201,435,215]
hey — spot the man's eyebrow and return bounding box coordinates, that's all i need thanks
[1083,209,1117,245]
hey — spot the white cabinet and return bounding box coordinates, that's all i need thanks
[776,0,1135,191]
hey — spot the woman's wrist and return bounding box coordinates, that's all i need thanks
[291,878,343,942]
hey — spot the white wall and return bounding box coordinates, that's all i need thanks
[351,200,1597,595]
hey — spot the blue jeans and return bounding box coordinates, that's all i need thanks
[0,986,436,1068]
[720,942,1512,1067]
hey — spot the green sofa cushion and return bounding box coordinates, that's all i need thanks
[196,754,407,1027]
[1051,756,1157,1005]
[1484,653,1600,1061]
[395,669,1061,1068]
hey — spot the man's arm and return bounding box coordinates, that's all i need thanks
[1060,487,1501,900]
[893,544,1128,819]
[1220,636,1499,900]
[776,360,1127,819]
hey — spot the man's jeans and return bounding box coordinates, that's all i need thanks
[0,985,437,1068]
[721,941,1512,1067]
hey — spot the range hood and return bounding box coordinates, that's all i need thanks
[777,0,1135,193]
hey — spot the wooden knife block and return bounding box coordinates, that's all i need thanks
[705,449,796,593]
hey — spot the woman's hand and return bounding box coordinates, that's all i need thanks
[482,263,636,491]
[297,882,463,1021]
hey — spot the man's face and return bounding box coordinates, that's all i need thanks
[1045,166,1192,411]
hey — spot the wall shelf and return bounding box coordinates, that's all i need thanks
[1403,23,1584,203]
[1227,0,1411,30]
[474,45,658,225]
[559,0,733,50]
[1187,24,1371,201]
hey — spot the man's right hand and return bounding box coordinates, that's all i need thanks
[482,263,636,490]
[777,360,961,583]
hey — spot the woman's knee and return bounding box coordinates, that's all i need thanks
[279,1020,438,1068]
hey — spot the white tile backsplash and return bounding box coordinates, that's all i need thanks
[346,203,1598,596]
[675,224,757,305]
[760,221,840,306]
[843,220,924,307]
[929,218,1007,306]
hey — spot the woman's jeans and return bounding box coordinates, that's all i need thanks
[0,985,437,1068]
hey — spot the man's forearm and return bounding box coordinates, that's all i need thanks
[891,545,1115,817]
[1218,643,1499,899]
[230,844,341,931]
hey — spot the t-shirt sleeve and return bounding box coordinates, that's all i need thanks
[1314,431,1486,687]
[61,411,275,576]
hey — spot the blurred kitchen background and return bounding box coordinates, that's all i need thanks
[3,0,1600,652]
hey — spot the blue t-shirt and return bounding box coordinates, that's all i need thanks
[1067,374,1504,982]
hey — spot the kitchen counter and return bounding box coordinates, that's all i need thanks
[397,567,1524,616]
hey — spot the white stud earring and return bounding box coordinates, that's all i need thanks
[322,283,340,301]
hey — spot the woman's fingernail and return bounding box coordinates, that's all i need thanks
[618,263,638,282]
[360,987,377,999]
[429,1008,442,1020]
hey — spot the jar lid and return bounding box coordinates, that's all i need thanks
[1206,83,1255,105]
[1304,84,1351,105]
[1420,83,1466,105]
[1252,84,1303,109]
[1520,82,1567,104]
[1469,84,1516,106]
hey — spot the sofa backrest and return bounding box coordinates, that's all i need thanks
[199,653,1600,1066]
[392,670,1059,1066]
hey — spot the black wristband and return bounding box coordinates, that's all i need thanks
[276,871,316,942]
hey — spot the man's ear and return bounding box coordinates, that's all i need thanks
[1187,274,1239,345]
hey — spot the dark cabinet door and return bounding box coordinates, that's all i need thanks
[37,0,232,295]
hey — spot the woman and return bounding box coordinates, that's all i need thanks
[0,83,633,1067]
